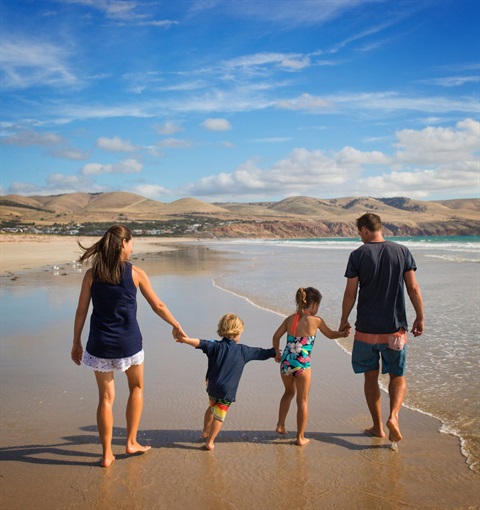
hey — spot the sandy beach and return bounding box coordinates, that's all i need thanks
[0,235,479,510]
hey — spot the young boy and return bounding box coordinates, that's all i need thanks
[176,313,276,450]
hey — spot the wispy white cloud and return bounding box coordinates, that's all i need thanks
[0,38,81,90]
[156,138,193,149]
[96,136,139,152]
[276,93,332,111]
[81,157,142,175]
[1,129,64,146]
[201,118,232,131]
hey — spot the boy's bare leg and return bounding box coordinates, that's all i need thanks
[205,417,223,450]
[125,363,151,454]
[386,374,407,442]
[202,407,214,438]
[94,371,116,467]
[276,374,295,434]
[363,370,386,438]
[295,369,311,446]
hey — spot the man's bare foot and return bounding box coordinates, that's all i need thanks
[386,416,403,443]
[101,455,115,468]
[363,427,386,439]
[126,442,151,455]
[296,437,310,446]
[276,425,288,435]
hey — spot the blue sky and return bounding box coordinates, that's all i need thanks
[1,0,479,203]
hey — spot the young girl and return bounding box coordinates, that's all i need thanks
[71,224,184,467]
[273,287,349,446]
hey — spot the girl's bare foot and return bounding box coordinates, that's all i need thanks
[276,425,288,435]
[201,431,209,439]
[101,455,115,468]
[296,437,310,446]
[363,426,386,439]
[126,442,151,455]
[386,416,402,442]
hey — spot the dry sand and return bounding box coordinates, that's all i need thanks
[0,236,479,509]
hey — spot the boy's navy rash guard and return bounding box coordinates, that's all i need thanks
[196,338,276,402]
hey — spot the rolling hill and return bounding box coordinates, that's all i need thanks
[0,192,478,237]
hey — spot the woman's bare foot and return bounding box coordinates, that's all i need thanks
[296,436,310,446]
[126,442,151,455]
[363,426,386,439]
[386,416,402,442]
[275,425,288,435]
[101,455,115,468]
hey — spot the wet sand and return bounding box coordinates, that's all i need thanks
[0,237,479,509]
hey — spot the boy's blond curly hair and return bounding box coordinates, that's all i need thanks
[217,313,244,339]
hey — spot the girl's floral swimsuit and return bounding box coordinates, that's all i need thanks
[280,313,316,377]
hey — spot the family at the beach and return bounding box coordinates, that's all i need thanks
[71,213,424,468]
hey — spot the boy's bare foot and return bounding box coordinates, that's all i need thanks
[296,437,310,446]
[386,416,403,443]
[363,427,386,439]
[126,442,151,455]
[275,425,288,435]
[101,455,115,468]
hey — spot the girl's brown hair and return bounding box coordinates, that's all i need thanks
[295,287,322,314]
[77,224,132,284]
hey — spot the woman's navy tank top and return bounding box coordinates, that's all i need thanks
[86,262,142,359]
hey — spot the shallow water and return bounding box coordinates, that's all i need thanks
[204,237,480,473]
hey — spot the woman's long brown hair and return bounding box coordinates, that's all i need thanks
[77,224,132,284]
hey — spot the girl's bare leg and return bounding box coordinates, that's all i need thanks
[94,371,116,467]
[205,418,223,450]
[276,373,295,434]
[202,406,214,438]
[295,369,311,446]
[125,363,151,455]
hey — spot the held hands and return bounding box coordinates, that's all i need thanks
[174,329,188,343]
[275,350,282,363]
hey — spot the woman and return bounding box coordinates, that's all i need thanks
[71,224,183,467]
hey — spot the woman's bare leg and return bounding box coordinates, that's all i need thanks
[94,371,116,467]
[276,373,296,434]
[294,369,311,446]
[125,363,151,455]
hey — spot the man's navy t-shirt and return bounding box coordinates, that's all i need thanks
[344,241,417,334]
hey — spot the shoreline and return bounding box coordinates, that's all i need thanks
[0,237,478,509]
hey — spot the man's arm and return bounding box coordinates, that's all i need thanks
[404,270,424,337]
[340,277,358,331]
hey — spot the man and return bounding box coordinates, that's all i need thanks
[340,213,424,443]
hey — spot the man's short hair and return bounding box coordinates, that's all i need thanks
[356,213,382,232]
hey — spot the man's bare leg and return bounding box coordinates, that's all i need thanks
[386,374,407,442]
[363,370,386,438]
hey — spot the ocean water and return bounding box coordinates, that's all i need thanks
[205,236,480,473]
